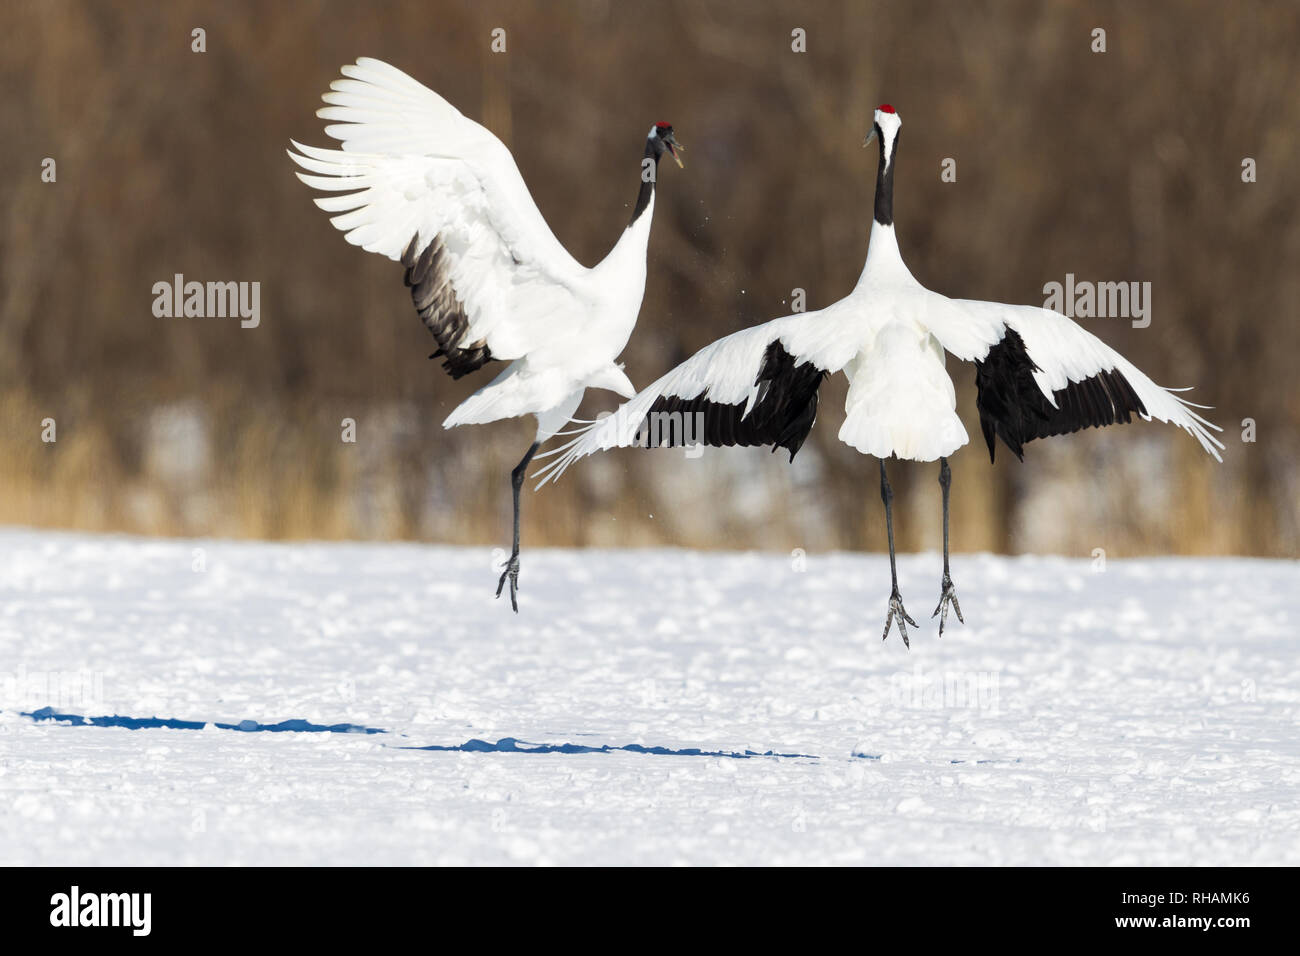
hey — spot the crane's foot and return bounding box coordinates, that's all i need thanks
[495,553,520,613]
[931,573,964,637]
[882,588,918,648]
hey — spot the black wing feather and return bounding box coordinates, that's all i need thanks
[402,235,495,380]
[640,341,827,461]
[974,328,1148,462]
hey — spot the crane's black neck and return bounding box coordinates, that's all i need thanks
[630,138,661,225]
[874,128,898,226]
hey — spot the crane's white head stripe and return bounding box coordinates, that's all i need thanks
[874,107,902,172]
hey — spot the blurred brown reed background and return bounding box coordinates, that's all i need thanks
[1,0,1296,557]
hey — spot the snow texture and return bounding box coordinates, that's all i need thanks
[0,528,1296,865]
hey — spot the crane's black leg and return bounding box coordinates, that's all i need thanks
[932,457,964,636]
[879,459,917,647]
[496,440,540,613]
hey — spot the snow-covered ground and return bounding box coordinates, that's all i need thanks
[0,527,1296,865]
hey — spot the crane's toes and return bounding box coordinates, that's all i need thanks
[881,589,918,649]
[931,574,964,638]
[495,554,520,613]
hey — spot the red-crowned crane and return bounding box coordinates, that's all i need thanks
[288,58,683,611]
[537,104,1222,646]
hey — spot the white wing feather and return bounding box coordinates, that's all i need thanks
[533,308,860,486]
[288,58,586,362]
[920,294,1224,461]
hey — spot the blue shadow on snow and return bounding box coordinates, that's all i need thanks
[19,708,812,759]
[23,706,383,735]
[401,737,814,759]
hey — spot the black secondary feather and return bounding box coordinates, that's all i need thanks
[974,328,1148,462]
[640,341,826,460]
[402,235,495,380]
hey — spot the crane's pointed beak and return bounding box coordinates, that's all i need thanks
[863,128,878,148]
[667,141,685,169]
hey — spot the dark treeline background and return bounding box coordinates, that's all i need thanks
[2,0,1296,556]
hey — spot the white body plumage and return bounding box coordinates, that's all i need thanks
[288,58,683,611]
[288,58,664,443]
[539,107,1222,485]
